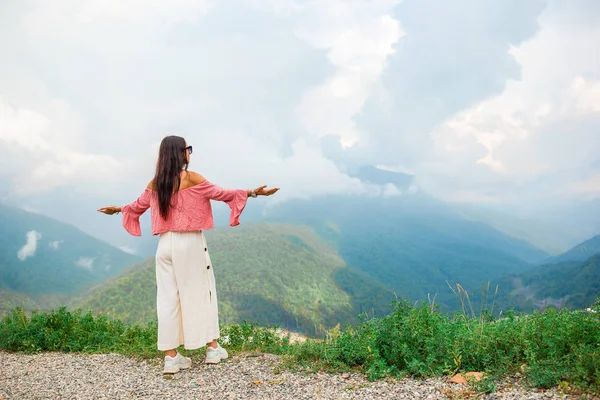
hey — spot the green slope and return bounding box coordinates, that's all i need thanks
[0,204,142,308]
[496,254,600,312]
[263,195,548,311]
[78,223,396,335]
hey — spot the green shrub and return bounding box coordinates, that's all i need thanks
[0,307,288,359]
[289,300,600,393]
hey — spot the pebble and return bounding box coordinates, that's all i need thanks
[0,351,569,399]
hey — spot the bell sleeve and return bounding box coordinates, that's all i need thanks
[201,181,248,226]
[121,189,152,236]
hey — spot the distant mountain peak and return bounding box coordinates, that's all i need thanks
[546,234,600,264]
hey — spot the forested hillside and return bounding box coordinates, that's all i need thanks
[261,194,548,311]
[495,254,600,312]
[78,224,396,335]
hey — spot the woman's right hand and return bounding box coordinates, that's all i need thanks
[253,185,279,197]
[97,206,122,215]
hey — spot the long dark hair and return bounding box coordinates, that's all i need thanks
[153,135,189,220]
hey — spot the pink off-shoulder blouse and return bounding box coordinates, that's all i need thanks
[121,181,248,236]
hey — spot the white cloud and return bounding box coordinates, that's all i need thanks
[23,0,212,39]
[17,230,42,261]
[568,77,600,114]
[1,1,356,200]
[339,0,547,170]
[418,1,600,204]
[0,98,123,195]
[28,152,122,194]
[569,172,600,200]
[377,182,419,198]
[119,245,137,255]
[295,0,403,148]
[0,0,599,245]
[0,98,51,151]
[49,240,64,250]
[382,183,402,198]
[202,134,368,202]
[244,0,300,16]
[76,257,94,271]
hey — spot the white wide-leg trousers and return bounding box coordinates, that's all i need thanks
[155,231,219,350]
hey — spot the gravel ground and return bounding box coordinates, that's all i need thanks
[0,351,571,399]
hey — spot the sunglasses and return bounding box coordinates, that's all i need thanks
[185,146,193,154]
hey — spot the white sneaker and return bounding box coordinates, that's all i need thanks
[205,343,228,364]
[163,352,192,374]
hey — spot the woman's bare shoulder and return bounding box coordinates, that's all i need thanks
[145,172,207,192]
[187,171,207,185]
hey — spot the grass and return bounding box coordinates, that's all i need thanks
[1,296,599,395]
[0,306,290,360]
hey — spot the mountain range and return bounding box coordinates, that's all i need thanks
[1,170,598,334]
[260,192,549,311]
[74,191,597,332]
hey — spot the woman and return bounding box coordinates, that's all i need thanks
[97,135,278,373]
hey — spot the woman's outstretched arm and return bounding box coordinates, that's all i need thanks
[97,186,151,236]
[186,171,279,226]
[187,171,279,199]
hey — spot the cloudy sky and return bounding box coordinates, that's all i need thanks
[1,0,599,247]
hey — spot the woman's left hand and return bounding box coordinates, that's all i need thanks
[97,206,121,215]
[254,185,280,197]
